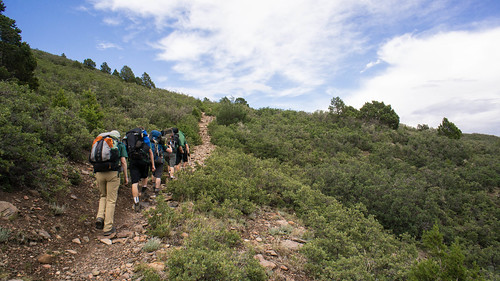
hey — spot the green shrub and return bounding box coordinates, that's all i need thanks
[166,224,266,281]
[216,101,248,126]
[0,227,10,243]
[409,224,484,281]
[143,237,162,252]
[49,203,66,216]
[359,100,400,129]
[0,82,69,192]
[146,199,183,238]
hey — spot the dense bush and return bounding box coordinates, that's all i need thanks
[216,100,249,126]
[359,100,400,129]
[0,82,78,192]
[165,148,417,279]
[1,49,203,192]
[209,106,499,278]
[167,221,266,281]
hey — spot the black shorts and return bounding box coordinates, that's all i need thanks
[152,163,164,178]
[176,150,188,164]
[129,162,149,184]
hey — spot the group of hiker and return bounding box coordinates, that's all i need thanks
[89,127,189,236]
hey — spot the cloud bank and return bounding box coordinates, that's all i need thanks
[346,28,500,135]
[89,0,500,135]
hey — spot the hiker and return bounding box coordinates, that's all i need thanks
[124,128,155,212]
[173,127,190,170]
[89,130,128,236]
[150,130,167,194]
[165,131,178,179]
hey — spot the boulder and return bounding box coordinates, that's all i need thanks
[0,201,19,219]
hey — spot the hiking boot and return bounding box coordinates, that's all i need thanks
[103,226,116,236]
[133,202,141,213]
[95,218,104,230]
[153,188,159,195]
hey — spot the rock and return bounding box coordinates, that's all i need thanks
[255,237,263,242]
[28,189,40,197]
[42,264,52,269]
[291,237,307,244]
[37,253,55,264]
[100,238,113,245]
[0,201,19,219]
[70,194,78,200]
[114,238,128,244]
[168,201,179,208]
[276,219,289,227]
[254,254,276,270]
[280,265,289,271]
[92,269,100,276]
[266,250,278,256]
[72,238,81,244]
[181,232,189,238]
[38,229,51,240]
[82,236,90,243]
[117,230,134,238]
[66,250,77,254]
[280,239,303,250]
[148,262,165,271]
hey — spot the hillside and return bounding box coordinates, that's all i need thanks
[0,49,499,280]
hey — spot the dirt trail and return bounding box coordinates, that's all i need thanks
[186,112,216,168]
[63,112,218,280]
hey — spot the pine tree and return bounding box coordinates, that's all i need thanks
[0,1,38,89]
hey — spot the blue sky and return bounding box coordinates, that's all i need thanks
[4,0,500,135]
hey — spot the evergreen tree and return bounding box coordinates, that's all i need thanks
[359,100,399,129]
[119,65,135,82]
[112,69,121,79]
[83,58,96,69]
[141,72,155,89]
[328,96,345,115]
[437,117,462,139]
[235,97,248,106]
[100,62,111,74]
[0,1,38,90]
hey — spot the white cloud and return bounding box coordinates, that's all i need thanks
[346,27,500,135]
[90,0,429,97]
[96,41,122,50]
[88,0,500,134]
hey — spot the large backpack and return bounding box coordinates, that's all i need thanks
[173,127,186,153]
[124,128,150,164]
[167,133,179,154]
[89,133,121,172]
[150,130,164,164]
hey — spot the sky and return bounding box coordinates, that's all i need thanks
[4,0,500,136]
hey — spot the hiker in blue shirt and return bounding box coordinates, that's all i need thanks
[150,130,167,194]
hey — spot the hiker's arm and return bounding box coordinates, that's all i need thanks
[120,157,128,185]
[149,149,156,171]
[186,143,190,154]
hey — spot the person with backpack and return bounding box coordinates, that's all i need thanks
[89,130,128,236]
[150,130,168,194]
[165,131,178,179]
[123,127,155,212]
[173,127,190,170]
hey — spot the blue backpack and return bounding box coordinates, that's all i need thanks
[150,130,164,164]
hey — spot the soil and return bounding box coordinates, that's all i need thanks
[0,113,310,281]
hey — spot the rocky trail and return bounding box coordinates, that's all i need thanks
[1,113,310,281]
